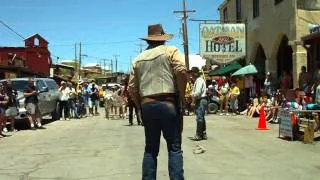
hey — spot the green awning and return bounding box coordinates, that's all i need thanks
[208,62,242,76]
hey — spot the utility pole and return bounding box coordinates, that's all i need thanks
[114,55,119,73]
[110,59,113,73]
[74,43,77,73]
[79,42,82,80]
[103,59,106,75]
[174,0,195,70]
[136,41,146,53]
[100,59,109,75]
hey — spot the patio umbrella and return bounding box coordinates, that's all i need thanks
[232,64,258,76]
[208,61,242,76]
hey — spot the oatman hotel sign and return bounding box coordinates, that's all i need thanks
[200,23,246,65]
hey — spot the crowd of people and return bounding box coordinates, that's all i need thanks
[0,77,143,139]
[0,78,45,139]
[184,65,320,133]
[56,78,142,125]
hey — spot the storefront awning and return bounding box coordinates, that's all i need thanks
[208,61,242,76]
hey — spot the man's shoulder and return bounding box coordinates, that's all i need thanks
[164,45,178,53]
[195,77,205,84]
[134,45,178,62]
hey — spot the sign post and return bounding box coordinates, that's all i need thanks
[278,108,294,141]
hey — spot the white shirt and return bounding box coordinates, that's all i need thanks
[59,87,71,101]
[192,77,206,98]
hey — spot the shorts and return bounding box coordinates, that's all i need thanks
[26,103,40,115]
[5,107,18,117]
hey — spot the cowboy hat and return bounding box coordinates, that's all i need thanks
[141,24,173,42]
[189,67,200,74]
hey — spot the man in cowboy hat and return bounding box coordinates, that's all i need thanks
[129,24,187,179]
[189,67,208,141]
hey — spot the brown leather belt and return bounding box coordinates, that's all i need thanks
[142,94,176,105]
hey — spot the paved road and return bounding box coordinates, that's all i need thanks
[0,111,319,180]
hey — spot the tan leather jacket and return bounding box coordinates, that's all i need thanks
[129,45,187,106]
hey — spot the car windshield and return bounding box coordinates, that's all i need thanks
[12,80,28,92]
[45,80,57,90]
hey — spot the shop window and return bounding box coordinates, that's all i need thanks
[275,0,283,5]
[253,0,260,18]
[236,0,242,22]
[34,38,40,46]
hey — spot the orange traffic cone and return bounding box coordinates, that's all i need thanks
[256,105,269,130]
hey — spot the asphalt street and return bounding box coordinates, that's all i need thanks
[0,110,319,180]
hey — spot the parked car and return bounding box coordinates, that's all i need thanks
[1,78,60,121]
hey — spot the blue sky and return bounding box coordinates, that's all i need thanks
[0,0,223,72]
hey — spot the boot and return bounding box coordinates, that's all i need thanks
[202,121,207,140]
[190,122,203,141]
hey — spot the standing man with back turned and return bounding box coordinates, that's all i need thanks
[129,24,187,180]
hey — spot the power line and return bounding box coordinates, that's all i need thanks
[136,40,146,53]
[174,0,196,70]
[114,54,120,73]
[0,20,25,40]
[49,40,139,47]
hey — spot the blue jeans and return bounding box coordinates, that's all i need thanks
[195,99,207,122]
[141,101,184,180]
[69,99,79,118]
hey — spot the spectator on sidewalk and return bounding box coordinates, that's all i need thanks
[128,94,142,126]
[4,80,18,132]
[59,81,70,120]
[279,71,291,94]
[264,72,274,97]
[219,76,230,115]
[184,75,194,116]
[0,82,9,137]
[230,83,240,116]
[298,66,311,94]
[24,78,44,129]
[89,83,99,116]
[81,81,91,117]
[68,82,79,119]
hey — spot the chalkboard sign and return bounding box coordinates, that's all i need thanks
[279,108,293,140]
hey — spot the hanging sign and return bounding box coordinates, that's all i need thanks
[200,23,246,65]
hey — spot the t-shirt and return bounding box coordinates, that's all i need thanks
[231,86,240,96]
[90,87,99,101]
[5,87,17,107]
[192,77,206,98]
[59,87,71,101]
[24,85,38,104]
[220,83,230,95]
